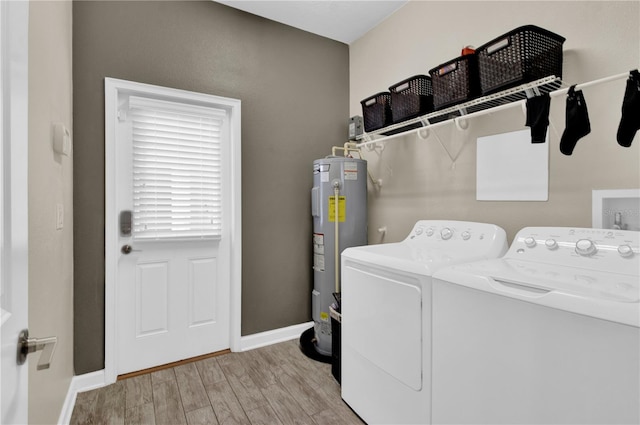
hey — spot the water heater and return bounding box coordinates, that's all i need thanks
[311,156,367,356]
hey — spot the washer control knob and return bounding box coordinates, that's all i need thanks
[415,227,424,236]
[426,228,434,237]
[618,244,634,258]
[524,237,537,248]
[544,239,558,250]
[461,231,471,240]
[575,239,597,256]
[440,227,453,240]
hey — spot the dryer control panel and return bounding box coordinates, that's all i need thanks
[407,220,503,243]
[402,220,509,260]
[509,227,640,276]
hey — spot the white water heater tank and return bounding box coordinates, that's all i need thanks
[311,156,367,356]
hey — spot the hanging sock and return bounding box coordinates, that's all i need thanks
[617,69,640,147]
[525,93,551,143]
[560,85,591,155]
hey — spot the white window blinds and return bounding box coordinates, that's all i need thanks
[129,96,225,240]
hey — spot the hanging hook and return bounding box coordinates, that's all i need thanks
[417,127,430,139]
[454,117,469,131]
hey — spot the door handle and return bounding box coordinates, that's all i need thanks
[17,329,57,370]
[121,244,141,254]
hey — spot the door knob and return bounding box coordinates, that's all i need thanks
[121,244,141,254]
[17,329,57,370]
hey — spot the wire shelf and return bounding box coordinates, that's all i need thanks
[357,76,564,144]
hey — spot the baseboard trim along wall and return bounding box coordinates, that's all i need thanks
[58,321,313,424]
[239,321,313,352]
[58,369,106,425]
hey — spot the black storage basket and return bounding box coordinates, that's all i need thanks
[360,92,393,132]
[476,25,565,95]
[388,75,434,123]
[429,53,481,110]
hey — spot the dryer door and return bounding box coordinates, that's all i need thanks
[342,263,423,390]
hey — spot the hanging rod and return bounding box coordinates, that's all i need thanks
[549,71,630,97]
[356,70,632,148]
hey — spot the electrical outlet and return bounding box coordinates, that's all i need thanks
[56,203,64,230]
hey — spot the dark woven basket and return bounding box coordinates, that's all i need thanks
[388,75,434,123]
[360,92,392,132]
[429,53,481,110]
[477,25,565,95]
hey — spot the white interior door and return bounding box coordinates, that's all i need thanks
[1,1,29,422]
[109,81,234,375]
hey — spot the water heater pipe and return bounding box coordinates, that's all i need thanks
[335,143,383,189]
[331,142,361,158]
[333,183,340,293]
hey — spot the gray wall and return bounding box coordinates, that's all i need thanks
[73,1,349,374]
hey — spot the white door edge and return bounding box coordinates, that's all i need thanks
[103,77,242,384]
[1,0,30,423]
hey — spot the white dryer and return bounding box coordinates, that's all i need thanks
[340,220,508,425]
[431,227,640,424]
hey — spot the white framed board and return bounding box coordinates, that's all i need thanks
[476,129,549,201]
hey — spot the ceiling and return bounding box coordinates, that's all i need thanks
[213,0,409,44]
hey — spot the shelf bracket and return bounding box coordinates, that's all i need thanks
[454,107,470,131]
[524,87,542,98]
[417,117,431,139]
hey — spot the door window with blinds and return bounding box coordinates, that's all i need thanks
[128,96,226,240]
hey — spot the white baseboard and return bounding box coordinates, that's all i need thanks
[57,370,106,425]
[239,321,313,352]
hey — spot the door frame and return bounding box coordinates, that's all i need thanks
[104,78,242,384]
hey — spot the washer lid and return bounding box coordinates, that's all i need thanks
[434,258,640,327]
[342,242,481,276]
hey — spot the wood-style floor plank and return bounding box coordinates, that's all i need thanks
[221,367,269,412]
[153,378,187,425]
[260,382,315,425]
[205,379,251,425]
[240,349,278,389]
[125,402,156,425]
[91,379,126,425]
[70,340,364,425]
[245,404,284,425]
[194,356,226,387]
[185,405,219,425]
[151,368,176,385]
[276,370,330,417]
[69,387,101,425]
[175,363,210,413]
[124,373,153,411]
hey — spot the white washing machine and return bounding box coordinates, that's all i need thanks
[431,227,640,424]
[341,220,508,425]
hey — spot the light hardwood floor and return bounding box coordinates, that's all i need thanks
[70,340,364,425]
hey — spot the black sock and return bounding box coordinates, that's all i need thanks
[526,93,551,143]
[617,69,640,147]
[560,85,591,155]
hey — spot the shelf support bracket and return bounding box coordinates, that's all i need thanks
[417,117,431,139]
[455,107,470,131]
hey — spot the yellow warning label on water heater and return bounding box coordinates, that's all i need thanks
[328,196,346,222]
[320,311,329,322]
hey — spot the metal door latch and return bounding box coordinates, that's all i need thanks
[17,329,57,370]
[121,244,141,254]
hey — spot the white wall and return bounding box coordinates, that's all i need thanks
[28,1,74,423]
[351,1,640,243]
